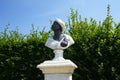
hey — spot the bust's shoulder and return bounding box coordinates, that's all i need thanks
[48,36,53,39]
[63,34,72,38]
[63,34,69,36]
[47,36,54,41]
[63,34,74,45]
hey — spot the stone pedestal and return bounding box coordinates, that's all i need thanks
[45,74,72,80]
[37,60,77,80]
[37,50,77,80]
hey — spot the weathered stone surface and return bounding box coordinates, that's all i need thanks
[37,60,77,74]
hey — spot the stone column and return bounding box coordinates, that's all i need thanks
[37,50,77,80]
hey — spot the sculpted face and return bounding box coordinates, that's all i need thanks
[52,21,62,40]
[52,21,62,32]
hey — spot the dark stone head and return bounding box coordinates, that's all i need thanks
[51,19,65,33]
[51,19,65,40]
[52,21,62,33]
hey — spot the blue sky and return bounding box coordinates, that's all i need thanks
[0,0,120,34]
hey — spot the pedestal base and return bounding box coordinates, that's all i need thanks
[37,60,77,80]
[45,74,72,80]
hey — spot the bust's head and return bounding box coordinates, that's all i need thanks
[51,19,65,33]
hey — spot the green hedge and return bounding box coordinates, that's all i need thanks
[66,8,120,80]
[0,6,120,80]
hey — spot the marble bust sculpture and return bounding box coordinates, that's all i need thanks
[45,18,74,60]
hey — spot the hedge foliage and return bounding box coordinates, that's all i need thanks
[0,5,120,80]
